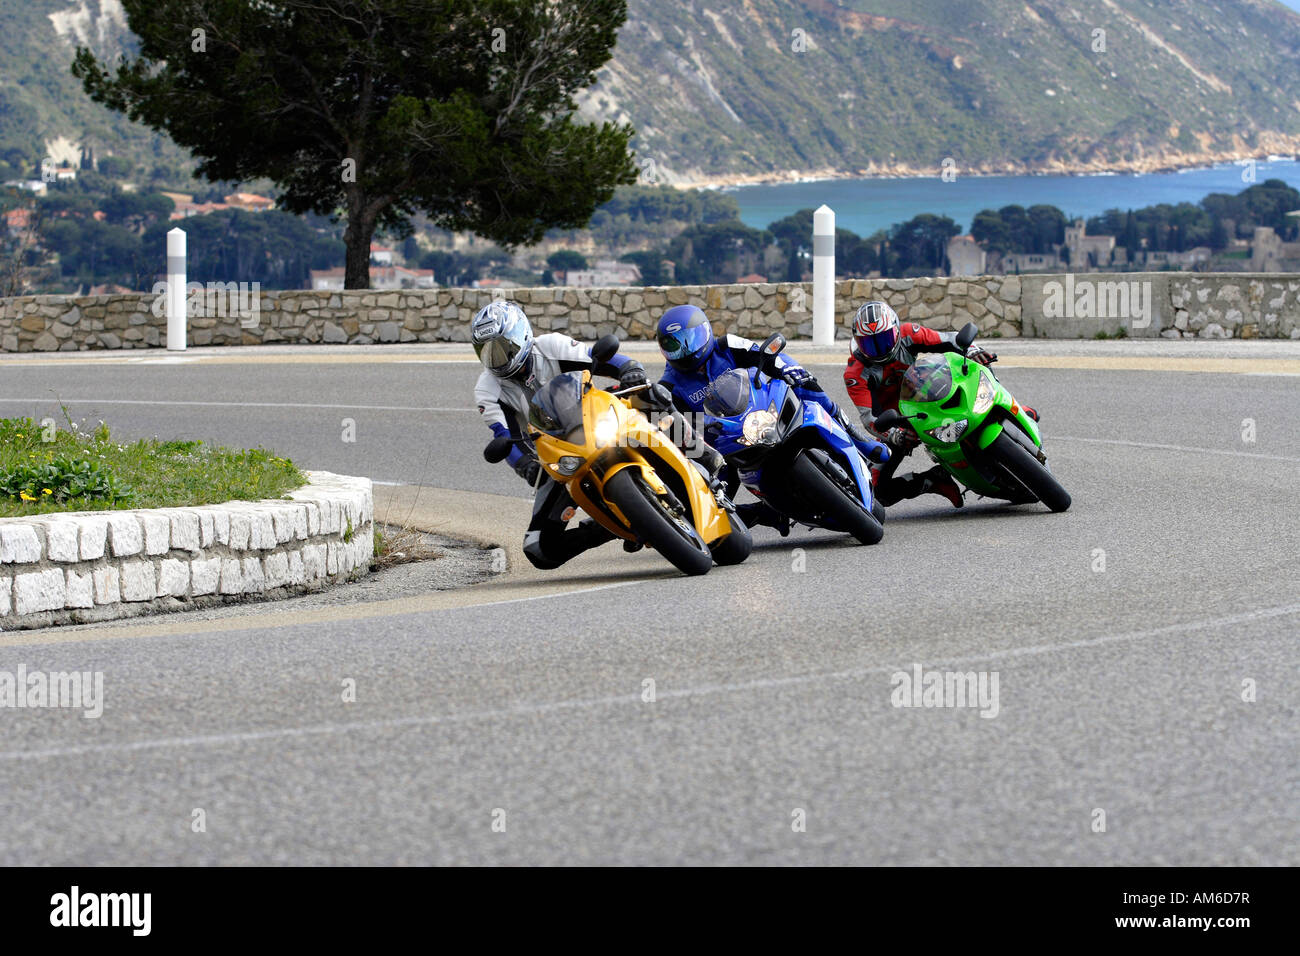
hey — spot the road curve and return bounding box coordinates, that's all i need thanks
[0,341,1295,865]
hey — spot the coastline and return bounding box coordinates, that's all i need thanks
[670,139,1300,190]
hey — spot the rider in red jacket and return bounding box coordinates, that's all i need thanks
[843,301,1036,508]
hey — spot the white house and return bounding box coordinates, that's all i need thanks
[946,234,986,276]
[564,259,641,287]
[309,265,435,290]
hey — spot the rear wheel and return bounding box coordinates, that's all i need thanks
[605,468,714,575]
[791,451,884,545]
[989,430,1071,512]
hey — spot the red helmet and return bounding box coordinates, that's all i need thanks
[853,301,901,360]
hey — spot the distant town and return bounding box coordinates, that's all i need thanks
[3,148,1298,296]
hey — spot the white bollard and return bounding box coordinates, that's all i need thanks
[166,227,187,351]
[812,204,835,347]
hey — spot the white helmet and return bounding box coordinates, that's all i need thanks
[472,301,533,378]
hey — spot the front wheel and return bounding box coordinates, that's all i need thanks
[604,468,713,575]
[791,451,885,545]
[709,510,753,566]
[989,430,1071,512]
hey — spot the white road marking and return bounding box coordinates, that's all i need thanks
[2,601,1294,763]
[1054,435,1300,463]
[0,398,469,413]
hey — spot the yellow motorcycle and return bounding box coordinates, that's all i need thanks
[485,340,751,576]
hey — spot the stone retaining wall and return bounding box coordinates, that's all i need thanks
[0,472,373,630]
[1,273,1297,351]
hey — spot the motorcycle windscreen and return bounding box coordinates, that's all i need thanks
[900,355,955,403]
[702,368,752,418]
[529,372,586,442]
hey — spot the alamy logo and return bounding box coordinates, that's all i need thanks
[1043,275,1151,328]
[50,886,150,936]
[0,666,103,718]
[890,663,1000,718]
[151,280,261,328]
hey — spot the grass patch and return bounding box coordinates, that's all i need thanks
[0,414,305,518]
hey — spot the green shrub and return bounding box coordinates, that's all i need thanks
[0,457,132,505]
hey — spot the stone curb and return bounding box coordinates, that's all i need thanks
[0,472,373,630]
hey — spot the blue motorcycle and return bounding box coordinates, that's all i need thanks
[700,334,885,545]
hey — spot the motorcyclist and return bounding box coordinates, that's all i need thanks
[654,304,890,534]
[843,300,1038,508]
[473,300,648,569]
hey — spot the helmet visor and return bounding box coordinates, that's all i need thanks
[474,323,529,373]
[657,322,712,363]
[857,326,899,359]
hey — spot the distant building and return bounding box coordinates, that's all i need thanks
[451,232,498,252]
[1145,247,1212,269]
[166,191,274,220]
[309,265,436,290]
[224,192,274,212]
[4,207,33,236]
[1000,252,1061,273]
[3,180,48,196]
[369,244,395,266]
[946,234,986,276]
[1249,226,1300,272]
[736,273,768,283]
[1063,219,1115,268]
[564,259,641,287]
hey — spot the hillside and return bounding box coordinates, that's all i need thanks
[578,0,1300,183]
[2,0,1300,186]
[0,0,192,181]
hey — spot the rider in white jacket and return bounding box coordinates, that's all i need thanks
[472,300,648,569]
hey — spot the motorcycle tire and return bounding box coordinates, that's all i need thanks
[605,468,714,575]
[709,511,753,566]
[989,430,1071,513]
[792,451,885,545]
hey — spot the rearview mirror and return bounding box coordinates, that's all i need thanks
[955,322,978,352]
[873,409,904,431]
[483,435,514,463]
[590,333,620,364]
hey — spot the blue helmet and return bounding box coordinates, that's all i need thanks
[655,305,715,372]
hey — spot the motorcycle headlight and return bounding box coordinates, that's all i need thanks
[555,456,584,476]
[742,409,779,445]
[593,409,619,447]
[972,372,996,415]
[928,419,968,444]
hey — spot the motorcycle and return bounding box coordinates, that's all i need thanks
[484,335,751,576]
[872,322,1071,512]
[699,332,885,545]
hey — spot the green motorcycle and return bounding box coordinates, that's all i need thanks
[873,323,1071,512]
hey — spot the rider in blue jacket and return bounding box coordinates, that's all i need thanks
[654,305,889,534]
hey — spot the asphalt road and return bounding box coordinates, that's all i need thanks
[0,341,1296,865]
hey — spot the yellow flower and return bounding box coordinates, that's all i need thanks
[41,488,53,495]
[19,491,35,501]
